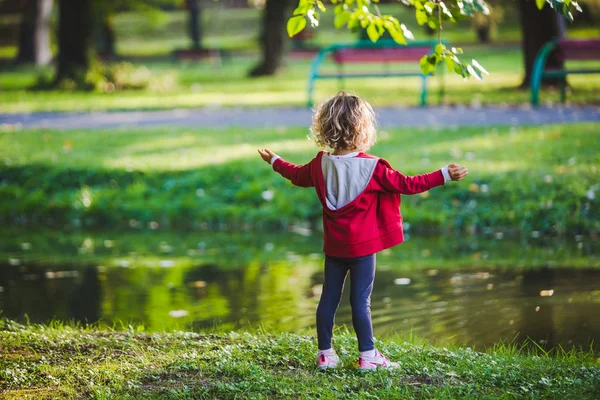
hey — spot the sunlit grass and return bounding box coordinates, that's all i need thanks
[0,123,598,235]
[3,123,597,174]
[107,138,316,170]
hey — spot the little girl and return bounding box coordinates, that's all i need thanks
[258,91,467,370]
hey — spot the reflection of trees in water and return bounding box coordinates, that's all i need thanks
[94,258,320,332]
[100,262,230,331]
[0,263,54,322]
[102,266,156,327]
[70,266,101,324]
[520,268,556,350]
[520,268,600,351]
[2,258,600,352]
[183,260,319,332]
[316,266,597,350]
[0,262,100,324]
[184,264,232,331]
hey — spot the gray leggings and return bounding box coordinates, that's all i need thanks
[316,254,376,352]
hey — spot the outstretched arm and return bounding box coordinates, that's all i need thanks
[258,148,314,188]
[373,162,468,194]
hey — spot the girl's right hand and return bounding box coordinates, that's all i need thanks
[448,164,468,181]
[258,148,276,164]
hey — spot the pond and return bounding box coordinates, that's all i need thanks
[1,229,599,353]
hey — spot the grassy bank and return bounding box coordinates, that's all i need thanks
[1,320,598,399]
[1,123,599,236]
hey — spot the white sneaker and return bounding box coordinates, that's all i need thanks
[317,351,340,369]
[358,350,399,370]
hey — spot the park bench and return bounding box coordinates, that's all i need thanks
[306,40,444,107]
[531,38,600,106]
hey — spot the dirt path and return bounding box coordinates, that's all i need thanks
[1,105,598,130]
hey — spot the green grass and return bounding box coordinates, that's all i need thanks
[1,123,599,236]
[1,320,598,399]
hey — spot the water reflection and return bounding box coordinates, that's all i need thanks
[1,255,599,353]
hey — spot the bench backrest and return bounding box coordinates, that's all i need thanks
[556,39,600,61]
[332,46,432,64]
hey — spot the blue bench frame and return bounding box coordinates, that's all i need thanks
[306,40,444,107]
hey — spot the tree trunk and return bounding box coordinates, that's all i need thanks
[187,0,203,49]
[16,0,36,63]
[476,25,490,44]
[518,0,564,87]
[36,0,53,65]
[249,0,294,77]
[94,14,117,59]
[56,0,92,84]
[16,0,52,65]
[473,12,491,44]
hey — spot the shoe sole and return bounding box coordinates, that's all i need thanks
[359,363,399,371]
[317,365,338,370]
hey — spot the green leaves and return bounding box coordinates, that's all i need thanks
[415,9,429,25]
[286,0,583,78]
[287,16,307,37]
[544,0,583,21]
[366,22,381,42]
[420,55,437,75]
[419,44,488,81]
[287,0,319,37]
[333,10,350,29]
[384,17,408,45]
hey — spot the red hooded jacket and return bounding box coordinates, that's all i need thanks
[273,151,445,258]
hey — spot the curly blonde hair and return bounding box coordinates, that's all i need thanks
[309,91,377,152]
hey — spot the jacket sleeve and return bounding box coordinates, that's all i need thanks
[272,156,315,188]
[371,161,445,194]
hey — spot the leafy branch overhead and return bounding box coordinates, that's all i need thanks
[287,0,583,78]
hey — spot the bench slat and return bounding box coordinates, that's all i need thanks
[543,68,600,77]
[557,39,600,61]
[333,47,431,64]
[317,72,425,78]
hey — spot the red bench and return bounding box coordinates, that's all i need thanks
[531,38,600,105]
[307,40,444,107]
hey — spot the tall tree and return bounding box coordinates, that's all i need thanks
[55,0,93,83]
[54,0,180,85]
[187,0,203,49]
[94,11,117,58]
[249,0,295,77]
[518,0,564,87]
[15,0,53,65]
[93,0,179,60]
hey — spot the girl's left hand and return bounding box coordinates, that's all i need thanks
[258,148,276,164]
